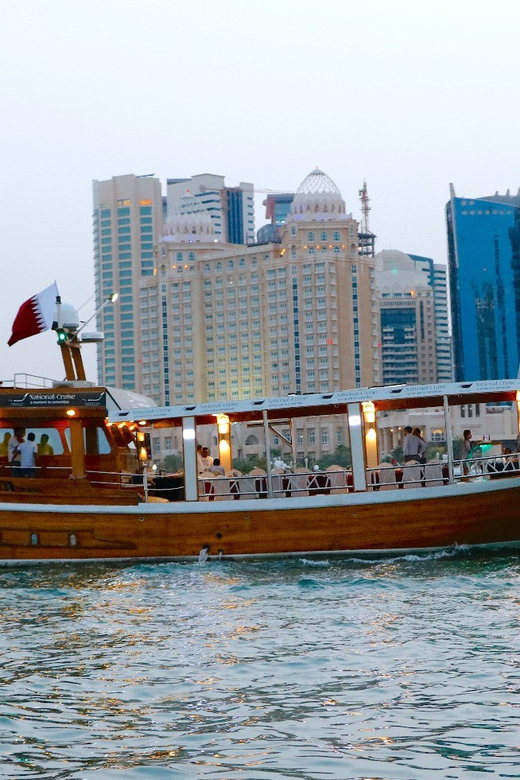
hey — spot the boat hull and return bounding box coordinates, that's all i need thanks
[0,478,519,561]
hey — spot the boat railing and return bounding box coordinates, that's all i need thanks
[1,455,518,502]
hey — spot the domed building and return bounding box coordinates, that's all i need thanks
[162,192,216,243]
[374,249,438,386]
[280,168,381,393]
[290,168,348,221]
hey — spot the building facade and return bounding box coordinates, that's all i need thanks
[93,168,380,463]
[166,173,255,245]
[374,250,438,386]
[137,168,379,407]
[446,185,520,381]
[408,253,453,383]
[93,174,163,390]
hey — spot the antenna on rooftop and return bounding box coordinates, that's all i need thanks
[359,180,371,234]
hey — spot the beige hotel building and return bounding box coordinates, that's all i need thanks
[93,168,380,463]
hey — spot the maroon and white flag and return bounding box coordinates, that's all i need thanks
[8,283,59,347]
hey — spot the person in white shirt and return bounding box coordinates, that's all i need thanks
[201,447,213,470]
[18,432,39,478]
[8,428,25,471]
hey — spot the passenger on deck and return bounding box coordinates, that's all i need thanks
[8,428,25,471]
[201,447,213,470]
[196,444,205,474]
[413,428,428,464]
[208,457,225,475]
[403,426,426,463]
[38,433,54,456]
[0,432,11,457]
[462,429,479,475]
[19,432,39,478]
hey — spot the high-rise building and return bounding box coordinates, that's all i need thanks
[408,254,453,383]
[133,168,379,407]
[446,185,520,381]
[92,174,163,390]
[166,173,255,245]
[374,250,438,385]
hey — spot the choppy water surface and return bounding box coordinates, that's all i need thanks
[1,550,520,779]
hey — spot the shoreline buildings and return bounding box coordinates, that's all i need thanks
[93,168,456,463]
[446,185,520,381]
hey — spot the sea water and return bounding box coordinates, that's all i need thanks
[0,549,519,779]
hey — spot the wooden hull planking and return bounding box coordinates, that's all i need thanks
[0,479,518,561]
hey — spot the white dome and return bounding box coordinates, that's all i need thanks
[296,168,342,197]
[162,192,215,243]
[290,168,347,222]
[374,250,431,295]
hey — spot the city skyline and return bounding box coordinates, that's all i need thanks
[3,0,520,382]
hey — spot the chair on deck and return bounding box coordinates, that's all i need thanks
[226,470,242,500]
[249,468,268,498]
[424,460,444,486]
[198,471,216,501]
[271,468,291,497]
[211,475,231,501]
[402,460,423,488]
[372,463,398,490]
[326,465,349,493]
[238,474,258,499]
[289,467,309,497]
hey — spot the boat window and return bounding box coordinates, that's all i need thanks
[0,427,65,456]
[64,425,112,455]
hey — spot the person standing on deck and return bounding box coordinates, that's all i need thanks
[403,426,425,463]
[18,432,39,478]
[413,428,428,464]
[201,447,213,470]
[8,428,25,472]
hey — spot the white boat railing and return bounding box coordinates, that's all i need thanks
[0,455,518,502]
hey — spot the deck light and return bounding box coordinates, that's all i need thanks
[66,409,76,417]
[217,414,230,435]
[362,401,375,424]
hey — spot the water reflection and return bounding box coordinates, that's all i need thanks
[0,554,519,777]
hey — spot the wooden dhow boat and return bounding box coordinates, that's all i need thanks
[0,372,519,561]
[2,285,519,561]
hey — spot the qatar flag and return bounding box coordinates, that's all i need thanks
[8,283,60,347]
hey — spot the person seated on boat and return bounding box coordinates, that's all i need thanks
[0,431,11,457]
[8,427,25,472]
[18,432,39,478]
[516,432,520,454]
[208,457,225,475]
[403,426,426,463]
[37,433,54,456]
[502,448,517,472]
[201,447,213,470]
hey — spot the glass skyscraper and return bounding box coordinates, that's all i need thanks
[446,185,520,381]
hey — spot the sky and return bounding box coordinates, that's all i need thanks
[2,0,520,382]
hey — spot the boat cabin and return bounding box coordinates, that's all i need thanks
[0,386,142,505]
[110,379,520,503]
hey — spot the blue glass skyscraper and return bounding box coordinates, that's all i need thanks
[446,186,520,381]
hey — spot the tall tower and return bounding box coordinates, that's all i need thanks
[374,250,438,385]
[282,168,379,390]
[358,181,376,257]
[446,185,520,381]
[92,174,162,389]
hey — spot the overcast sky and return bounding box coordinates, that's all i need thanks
[2,0,519,381]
